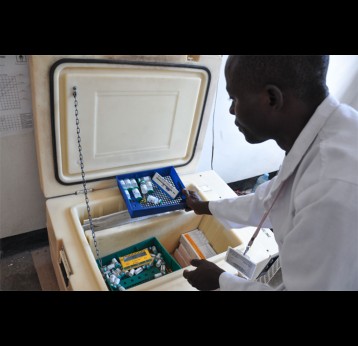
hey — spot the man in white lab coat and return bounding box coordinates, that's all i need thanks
[182,55,358,291]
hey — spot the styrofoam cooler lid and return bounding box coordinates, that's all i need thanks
[29,55,222,198]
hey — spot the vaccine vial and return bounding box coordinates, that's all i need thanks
[124,189,131,201]
[124,179,132,191]
[143,176,151,182]
[106,263,115,270]
[140,181,148,195]
[134,267,143,275]
[132,188,142,202]
[130,179,139,189]
[146,181,154,194]
[147,195,162,205]
[119,180,127,189]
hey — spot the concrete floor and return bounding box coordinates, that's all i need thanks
[0,229,58,291]
[0,251,42,290]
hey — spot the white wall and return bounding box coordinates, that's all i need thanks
[327,55,358,109]
[198,55,358,183]
[0,132,46,238]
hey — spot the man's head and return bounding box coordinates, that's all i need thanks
[225,55,329,148]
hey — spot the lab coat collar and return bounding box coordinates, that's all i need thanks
[265,95,340,204]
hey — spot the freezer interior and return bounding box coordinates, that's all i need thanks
[69,185,242,290]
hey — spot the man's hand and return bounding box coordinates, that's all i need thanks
[183,259,225,291]
[182,189,212,215]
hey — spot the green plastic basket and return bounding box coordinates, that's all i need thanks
[98,237,181,290]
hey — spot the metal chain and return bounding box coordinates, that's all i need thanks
[72,86,103,268]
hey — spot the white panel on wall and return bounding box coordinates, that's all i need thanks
[326,55,358,109]
[198,55,285,183]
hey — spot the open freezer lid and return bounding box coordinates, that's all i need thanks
[51,59,211,184]
[29,55,222,198]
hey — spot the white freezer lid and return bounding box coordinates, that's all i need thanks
[29,55,222,198]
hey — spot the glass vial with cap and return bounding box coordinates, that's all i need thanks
[130,179,139,189]
[124,179,132,191]
[147,195,162,205]
[119,180,127,190]
[139,179,148,195]
[146,180,154,194]
[124,189,131,201]
[132,188,142,202]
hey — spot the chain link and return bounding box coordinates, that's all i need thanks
[73,87,103,268]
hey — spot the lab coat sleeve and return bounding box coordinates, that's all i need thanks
[282,179,358,290]
[208,179,274,229]
[219,272,274,291]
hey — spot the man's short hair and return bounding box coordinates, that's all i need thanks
[227,55,329,100]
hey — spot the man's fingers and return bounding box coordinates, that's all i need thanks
[183,189,194,212]
[182,189,198,198]
[183,261,201,280]
[190,259,203,267]
[183,269,191,280]
[182,189,190,197]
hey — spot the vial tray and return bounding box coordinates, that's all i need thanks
[116,166,186,218]
[98,237,181,291]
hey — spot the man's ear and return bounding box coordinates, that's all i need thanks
[265,84,283,110]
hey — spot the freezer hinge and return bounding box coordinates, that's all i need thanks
[187,55,201,62]
[75,188,93,195]
[59,247,72,287]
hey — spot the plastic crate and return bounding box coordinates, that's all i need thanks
[98,237,181,291]
[116,166,186,218]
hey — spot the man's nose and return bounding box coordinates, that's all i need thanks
[229,101,235,115]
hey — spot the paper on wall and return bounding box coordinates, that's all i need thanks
[0,55,33,138]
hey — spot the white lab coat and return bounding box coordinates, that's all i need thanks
[209,95,358,291]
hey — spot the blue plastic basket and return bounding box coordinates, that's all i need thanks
[116,166,186,218]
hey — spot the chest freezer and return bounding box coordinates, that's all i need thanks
[29,55,276,291]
